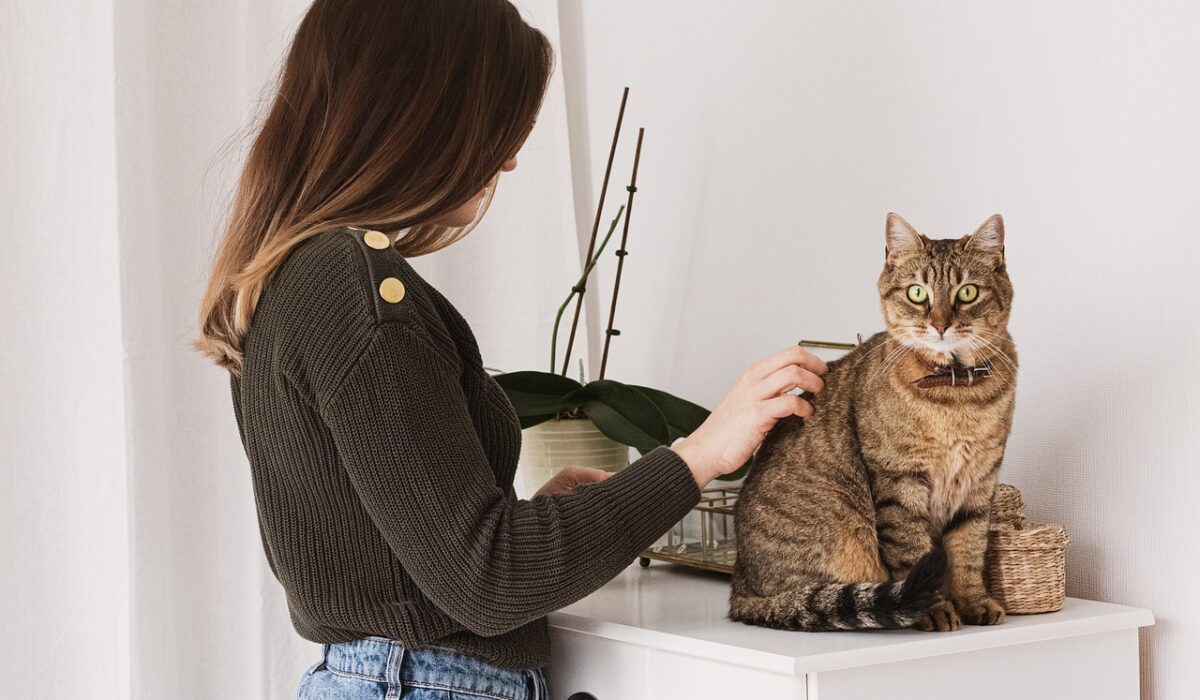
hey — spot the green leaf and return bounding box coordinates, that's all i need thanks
[516,413,559,430]
[492,370,583,395]
[500,390,567,418]
[557,386,595,412]
[580,399,661,454]
[627,384,710,441]
[492,371,584,418]
[579,380,671,454]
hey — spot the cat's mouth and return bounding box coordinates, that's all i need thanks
[901,332,974,366]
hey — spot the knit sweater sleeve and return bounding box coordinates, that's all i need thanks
[316,319,701,637]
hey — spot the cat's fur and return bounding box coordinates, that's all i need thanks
[729,213,1017,632]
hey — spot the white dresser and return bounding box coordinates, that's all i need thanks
[546,564,1153,700]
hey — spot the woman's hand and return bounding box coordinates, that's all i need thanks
[532,466,613,498]
[670,344,828,488]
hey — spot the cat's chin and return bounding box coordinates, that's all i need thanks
[896,334,984,368]
[916,347,955,367]
[891,335,952,366]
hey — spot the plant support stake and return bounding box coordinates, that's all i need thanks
[550,205,625,373]
[561,87,629,376]
[599,127,645,380]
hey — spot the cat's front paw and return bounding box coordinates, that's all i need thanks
[916,599,960,632]
[957,597,1007,626]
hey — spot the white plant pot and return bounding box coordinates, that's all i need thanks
[517,417,630,498]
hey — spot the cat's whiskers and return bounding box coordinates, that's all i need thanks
[969,331,1019,371]
[961,335,1015,391]
[875,341,928,387]
[963,327,1016,348]
[966,327,1015,344]
[965,332,1018,376]
[956,327,1016,360]
[969,345,1017,389]
[852,334,900,368]
[869,340,915,386]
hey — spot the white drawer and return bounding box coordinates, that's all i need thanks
[548,629,651,700]
[548,628,800,700]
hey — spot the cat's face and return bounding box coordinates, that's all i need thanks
[876,213,1013,366]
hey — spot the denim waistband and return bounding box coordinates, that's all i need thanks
[321,637,546,700]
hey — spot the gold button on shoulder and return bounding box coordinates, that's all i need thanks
[379,277,406,303]
[363,230,390,250]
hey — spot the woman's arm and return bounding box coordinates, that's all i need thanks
[318,319,700,637]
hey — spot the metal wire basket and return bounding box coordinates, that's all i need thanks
[639,486,740,573]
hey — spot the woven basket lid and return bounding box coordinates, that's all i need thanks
[989,521,1070,552]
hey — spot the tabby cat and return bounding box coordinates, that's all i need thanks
[729,213,1017,632]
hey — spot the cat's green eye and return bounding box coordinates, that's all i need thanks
[906,284,928,304]
[957,284,979,303]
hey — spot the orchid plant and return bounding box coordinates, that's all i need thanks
[491,205,746,481]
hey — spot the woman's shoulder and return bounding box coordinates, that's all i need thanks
[277,227,406,313]
[251,227,461,395]
[271,226,452,329]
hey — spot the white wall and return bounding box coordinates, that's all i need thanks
[563,2,1199,697]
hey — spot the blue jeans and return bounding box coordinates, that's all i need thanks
[296,637,549,700]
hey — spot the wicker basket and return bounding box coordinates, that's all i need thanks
[985,484,1071,614]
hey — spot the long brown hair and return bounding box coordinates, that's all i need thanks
[194,0,553,374]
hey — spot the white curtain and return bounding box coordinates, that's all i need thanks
[1,0,586,697]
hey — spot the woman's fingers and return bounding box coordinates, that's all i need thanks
[758,363,824,399]
[672,344,830,488]
[573,467,613,484]
[744,344,828,382]
[762,393,814,421]
[532,466,613,498]
[560,466,612,488]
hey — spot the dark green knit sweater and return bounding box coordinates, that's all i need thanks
[229,226,701,669]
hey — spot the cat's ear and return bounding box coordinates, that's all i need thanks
[885,213,924,263]
[965,214,1005,256]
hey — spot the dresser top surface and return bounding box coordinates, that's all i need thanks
[548,564,1154,674]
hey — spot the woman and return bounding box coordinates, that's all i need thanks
[194,1,827,698]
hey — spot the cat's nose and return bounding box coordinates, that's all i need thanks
[933,324,949,337]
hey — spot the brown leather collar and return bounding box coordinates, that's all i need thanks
[913,352,994,389]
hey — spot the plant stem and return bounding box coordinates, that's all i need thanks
[551,205,624,372]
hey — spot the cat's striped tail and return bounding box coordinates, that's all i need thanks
[728,547,947,631]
